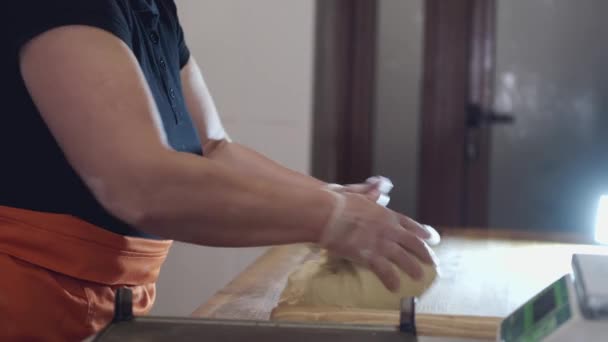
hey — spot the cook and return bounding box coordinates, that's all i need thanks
[1,0,437,340]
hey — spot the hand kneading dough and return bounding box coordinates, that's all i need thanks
[277,250,438,311]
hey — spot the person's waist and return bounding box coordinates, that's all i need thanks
[0,205,172,285]
[0,190,159,238]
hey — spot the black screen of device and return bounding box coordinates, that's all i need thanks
[533,288,557,323]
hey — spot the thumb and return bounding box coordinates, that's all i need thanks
[343,182,382,201]
[366,176,394,195]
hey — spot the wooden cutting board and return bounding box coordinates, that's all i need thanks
[193,229,606,338]
[271,306,502,340]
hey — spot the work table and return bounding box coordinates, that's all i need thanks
[192,229,606,339]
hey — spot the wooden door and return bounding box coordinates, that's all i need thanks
[419,0,608,239]
[313,1,608,238]
[312,0,482,222]
[311,0,377,185]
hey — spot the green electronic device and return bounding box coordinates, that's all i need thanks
[498,254,607,342]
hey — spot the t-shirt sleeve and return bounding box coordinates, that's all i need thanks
[8,0,131,53]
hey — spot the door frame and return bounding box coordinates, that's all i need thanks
[312,0,495,227]
[311,0,378,184]
[418,0,496,228]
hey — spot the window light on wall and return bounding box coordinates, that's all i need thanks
[595,195,608,244]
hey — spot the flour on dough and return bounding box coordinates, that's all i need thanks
[277,250,438,311]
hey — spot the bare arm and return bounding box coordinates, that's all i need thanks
[180,57,326,189]
[20,26,333,247]
[178,57,434,241]
[20,27,434,290]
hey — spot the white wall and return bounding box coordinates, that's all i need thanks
[152,0,316,316]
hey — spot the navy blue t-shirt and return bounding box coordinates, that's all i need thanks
[1,0,203,237]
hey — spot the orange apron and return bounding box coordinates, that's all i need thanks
[0,206,172,341]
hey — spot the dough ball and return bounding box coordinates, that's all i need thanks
[277,251,438,311]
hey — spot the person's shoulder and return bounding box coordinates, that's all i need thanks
[6,0,130,15]
[7,0,134,54]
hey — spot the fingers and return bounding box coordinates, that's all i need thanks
[384,241,423,280]
[321,193,437,294]
[364,188,381,202]
[397,214,441,246]
[367,256,401,292]
[366,176,394,194]
[376,193,390,207]
[342,183,381,202]
[339,176,393,205]
[397,213,431,239]
[420,225,441,246]
[390,226,435,266]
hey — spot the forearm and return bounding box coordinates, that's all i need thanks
[204,139,326,190]
[20,31,332,249]
[126,150,333,247]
